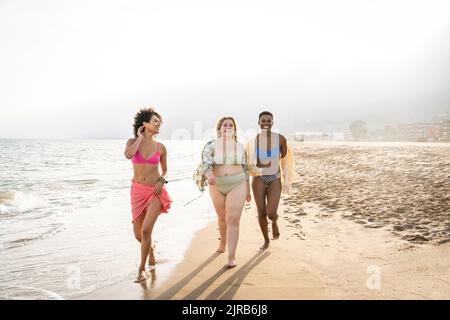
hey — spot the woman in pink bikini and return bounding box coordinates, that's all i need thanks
[124,107,172,283]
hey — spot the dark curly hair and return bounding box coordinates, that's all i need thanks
[132,108,163,138]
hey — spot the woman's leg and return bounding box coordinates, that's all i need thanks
[266,178,282,239]
[136,199,162,282]
[133,214,156,266]
[133,214,144,243]
[252,177,270,250]
[225,182,247,267]
[209,186,227,253]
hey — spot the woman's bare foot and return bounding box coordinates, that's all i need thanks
[148,244,157,266]
[216,239,226,253]
[272,222,280,239]
[135,269,147,283]
[225,260,237,269]
[259,240,270,250]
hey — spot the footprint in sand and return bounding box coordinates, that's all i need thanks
[364,223,383,229]
[393,225,406,231]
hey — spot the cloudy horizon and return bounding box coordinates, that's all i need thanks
[1,0,449,139]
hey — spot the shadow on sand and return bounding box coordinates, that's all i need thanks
[153,252,221,299]
[183,250,271,300]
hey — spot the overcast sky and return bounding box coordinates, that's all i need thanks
[1,0,449,139]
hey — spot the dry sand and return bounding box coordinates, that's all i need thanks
[79,142,450,300]
[289,141,450,245]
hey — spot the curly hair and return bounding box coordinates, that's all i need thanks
[216,116,238,141]
[132,108,163,137]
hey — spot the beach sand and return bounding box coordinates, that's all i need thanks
[79,142,450,300]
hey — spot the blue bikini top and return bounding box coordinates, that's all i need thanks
[256,146,280,160]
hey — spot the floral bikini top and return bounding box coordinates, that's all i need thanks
[193,139,250,192]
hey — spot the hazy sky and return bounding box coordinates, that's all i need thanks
[1,0,449,139]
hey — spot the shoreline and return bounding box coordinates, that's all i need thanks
[77,198,450,300]
[73,219,217,300]
[75,202,327,300]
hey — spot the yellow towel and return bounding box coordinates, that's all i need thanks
[280,145,299,194]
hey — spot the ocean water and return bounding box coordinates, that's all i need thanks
[0,139,215,299]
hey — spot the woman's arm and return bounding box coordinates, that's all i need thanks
[241,143,251,202]
[159,143,168,178]
[279,134,288,159]
[193,140,216,191]
[124,126,144,159]
[124,137,142,159]
[202,140,216,184]
[154,143,168,196]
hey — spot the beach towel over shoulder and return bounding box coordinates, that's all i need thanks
[280,144,299,194]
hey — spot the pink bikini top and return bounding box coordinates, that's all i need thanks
[131,143,161,165]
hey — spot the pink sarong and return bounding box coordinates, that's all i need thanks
[130,179,172,223]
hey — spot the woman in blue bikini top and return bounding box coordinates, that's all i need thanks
[250,111,287,251]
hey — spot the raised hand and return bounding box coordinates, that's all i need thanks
[137,125,145,139]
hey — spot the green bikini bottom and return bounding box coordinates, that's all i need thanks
[214,171,246,195]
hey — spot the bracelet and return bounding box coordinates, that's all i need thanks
[159,176,168,184]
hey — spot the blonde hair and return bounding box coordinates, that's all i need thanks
[216,116,238,141]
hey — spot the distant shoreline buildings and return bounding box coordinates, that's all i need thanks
[386,115,450,142]
[287,115,450,143]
